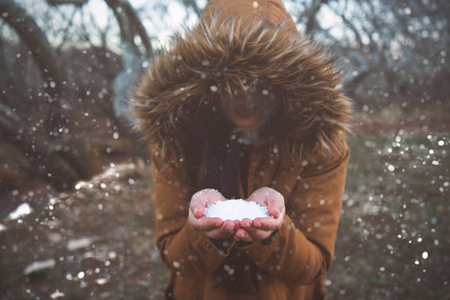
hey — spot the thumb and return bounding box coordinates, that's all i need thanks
[268,200,280,218]
[194,206,205,218]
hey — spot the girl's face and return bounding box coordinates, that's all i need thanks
[220,90,274,128]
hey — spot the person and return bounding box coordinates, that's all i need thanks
[133,0,352,299]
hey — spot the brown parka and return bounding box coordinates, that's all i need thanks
[133,0,352,299]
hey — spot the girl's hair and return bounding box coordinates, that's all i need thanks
[187,105,241,199]
[185,89,280,199]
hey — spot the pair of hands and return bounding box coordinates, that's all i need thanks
[188,187,285,243]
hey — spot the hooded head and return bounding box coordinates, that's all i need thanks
[200,0,298,35]
[133,0,352,167]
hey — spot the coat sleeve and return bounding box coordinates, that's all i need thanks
[151,151,232,278]
[236,142,349,285]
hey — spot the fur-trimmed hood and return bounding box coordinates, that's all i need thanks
[133,0,352,167]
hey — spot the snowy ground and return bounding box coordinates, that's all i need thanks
[0,129,449,299]
[0,162,167,299]
[327,132,449,299]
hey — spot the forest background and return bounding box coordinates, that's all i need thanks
[0,0,449,299]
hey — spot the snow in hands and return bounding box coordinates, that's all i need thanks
[205,199,269,221]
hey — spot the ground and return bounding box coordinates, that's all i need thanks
[0,162,167,299]
[0,108,449,299]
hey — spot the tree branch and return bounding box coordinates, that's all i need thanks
[0,0,103,187]
[104,0,152,57]
[328,3,364,48]
[46,0,88,6]
[0,102,79,191]
[0,0,68,97]
[181,0,202,18]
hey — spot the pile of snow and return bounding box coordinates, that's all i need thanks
[205,199,269,221]
[66,237,94,251]
[7,203,33,220]
[23,258,55,275]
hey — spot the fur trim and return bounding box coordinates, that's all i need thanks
[133,16,352,166]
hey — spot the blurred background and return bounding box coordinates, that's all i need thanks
[0,0,449,299]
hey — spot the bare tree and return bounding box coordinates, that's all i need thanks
[102,0,154,161]
[181,0,202,18]
[0,0,103,190]
[47,0,160,161]
[288,0,449,106]
[104,0,152,56]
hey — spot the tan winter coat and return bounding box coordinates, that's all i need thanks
[133,0,352,299]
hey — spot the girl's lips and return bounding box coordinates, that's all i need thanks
[233,105,256,118]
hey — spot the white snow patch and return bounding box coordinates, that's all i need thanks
[24,258,56,275]
[96,278,109,285]
[50,290,65,299]
[205,199,269,221]
[8,203,33,220]
[67,237,94,251]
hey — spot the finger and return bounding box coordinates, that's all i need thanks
[234,219,241,229]
[192,216,223,231]
[247,191,267,206]
[194,206,205,218]
[205,221,235,239]
[204,189,227,204]
[240,218,253,229]
[191,189,226,212]
[268,200,280,218]
[222,220,236,232]
[247,187,274,206]
[234,228,254,242]
[190,196,207,217]
[253,217,279,231]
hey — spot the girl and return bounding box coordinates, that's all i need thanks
[133,0,352,299]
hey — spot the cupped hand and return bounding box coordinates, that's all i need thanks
[233,187,285,242]
[189,189,239,239]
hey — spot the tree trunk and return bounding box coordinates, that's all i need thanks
[305,0,328,35]
[104,0,152,57]
[0,103,78,191]
[104,0,151,162]
[0,0,103,188]
[0,0,67,97]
